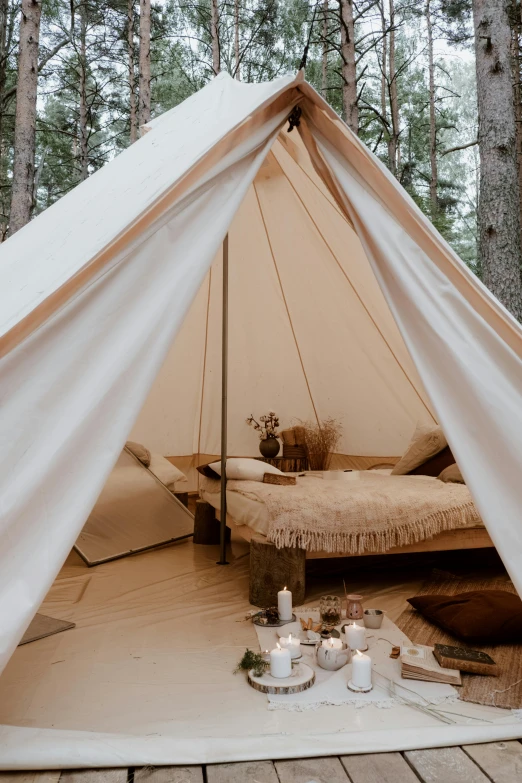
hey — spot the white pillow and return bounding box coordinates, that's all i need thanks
[148,453,187,490]
[209,457,283,481]
[391,423,447,476]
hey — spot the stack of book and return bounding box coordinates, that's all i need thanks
[400,643,498,685]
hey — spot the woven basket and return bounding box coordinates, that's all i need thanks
[283,444,307,459]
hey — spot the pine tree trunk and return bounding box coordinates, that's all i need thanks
[78,2,88,181]
[426,0,438,215]
[473,0,522,318]
[8,0,41,236]
[321,0,328,99]
[211,0,220,75]
[128,0,138,143]
[138,0,151,128]
[0,0,9,238]
[339,0,357,133]
[234,0,240,80]
[380,0,387,120]
[388,0,400,176]
[512,5,522,233]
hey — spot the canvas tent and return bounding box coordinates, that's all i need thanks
[2,71,522,765]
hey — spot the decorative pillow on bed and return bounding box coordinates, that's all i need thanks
[438,463,464,484]
[408,445,455,477]
[125,441,151,467]
[197,462,221,479]
[209,458,283,482]
[391,423,447,476]
[407,590,522,643]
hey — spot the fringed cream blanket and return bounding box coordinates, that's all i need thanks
[227,474,481,554]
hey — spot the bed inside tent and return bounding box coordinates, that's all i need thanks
[1,71,522,767]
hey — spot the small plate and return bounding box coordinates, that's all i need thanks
[276,622,341,644]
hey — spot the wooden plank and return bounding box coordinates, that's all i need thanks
[135,768,204,783]
[275,757,349,783]
[60,772,127,783]
[0,775,61,783]
[341,752,420,782]
[206,761,278,783]
[463,741,522,782]
[405,747,490,783]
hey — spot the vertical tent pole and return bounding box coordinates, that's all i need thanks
[218,233,229,565]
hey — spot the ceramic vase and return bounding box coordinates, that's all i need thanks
[259,437,280,458]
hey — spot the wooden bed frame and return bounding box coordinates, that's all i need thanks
[194,500,494,607]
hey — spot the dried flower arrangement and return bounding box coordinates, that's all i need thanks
[297,417,343,471]
[246,411,280,440]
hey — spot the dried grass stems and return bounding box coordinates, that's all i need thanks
[296,417,343,471]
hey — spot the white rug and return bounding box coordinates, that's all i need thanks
[254,609,459,712]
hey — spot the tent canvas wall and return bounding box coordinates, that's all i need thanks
[2,71,522,764]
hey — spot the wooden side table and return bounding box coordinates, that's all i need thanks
[256,456,309,473]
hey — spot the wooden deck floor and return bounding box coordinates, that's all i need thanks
[2,743,522,783]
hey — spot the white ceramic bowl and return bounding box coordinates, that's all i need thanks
[363,609,384,629]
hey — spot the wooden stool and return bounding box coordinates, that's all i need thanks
[193,499,230,545]
[249,534,305,607]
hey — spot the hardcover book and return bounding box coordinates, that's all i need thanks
[400,644,462,685]
[433,644,498,676]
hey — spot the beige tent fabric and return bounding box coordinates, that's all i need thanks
[131,131,435,488]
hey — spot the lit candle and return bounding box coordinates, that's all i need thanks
[321,636,343,649]
[351,649,372,689]
[270,643,292,678]
[277,586,293,622]
[344,622,366,651]
[279,633,301,659]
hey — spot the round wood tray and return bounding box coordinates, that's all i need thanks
[248,662,315,694]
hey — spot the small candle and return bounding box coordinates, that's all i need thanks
[321,636,343,649]
[279,633,301,659]
[270,643,292,678]
[278,586,293,622]
[351,649,372,689]
[344,622,366,651]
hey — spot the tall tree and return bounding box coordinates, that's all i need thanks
[138,0,150,127]
[9,0,42,235]
[128,0,138,142]
[426,0,438,215]
[321,0,328,98]
[388,0,400,174]
[473,0,522,318]
[211,0,219,74]
[339,0,357,132]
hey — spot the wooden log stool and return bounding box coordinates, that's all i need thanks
[193,499,230,545]
[249,534,305,607]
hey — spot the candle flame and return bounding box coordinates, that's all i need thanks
[288,633,292,642]
[356,649,363,657]
[284,586,287,591]
[276,643,281,650]
[329,638,334,647]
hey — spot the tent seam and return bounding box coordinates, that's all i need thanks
[252,181,321,430]
[196,269,213,489]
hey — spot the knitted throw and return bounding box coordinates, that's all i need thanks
[227,473,481,553]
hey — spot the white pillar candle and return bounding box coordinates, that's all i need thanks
[277,586,293,621]
[270,643,292,678]
[321,636,343,649]
[279,633,301,659]
[344,623,366,651]
[351,649,372,689]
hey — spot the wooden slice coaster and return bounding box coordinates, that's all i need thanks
[248,662,315,695]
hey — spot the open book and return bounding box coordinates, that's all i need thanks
[401,644,462,686]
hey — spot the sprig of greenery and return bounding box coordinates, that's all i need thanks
[234,648,269,678]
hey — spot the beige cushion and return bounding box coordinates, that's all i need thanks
[148,453,187,491]
[438,463,464,484]
[209,457,283,481]
[125,441,151,467]
[391,423,447,476]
